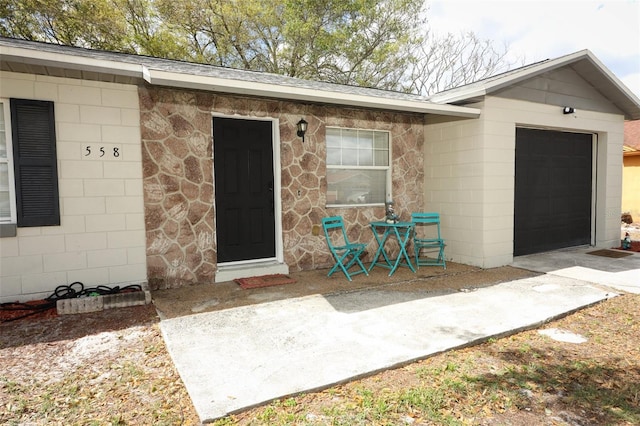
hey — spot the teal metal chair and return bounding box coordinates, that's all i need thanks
[411,212,446,269]
[321,216,369,281]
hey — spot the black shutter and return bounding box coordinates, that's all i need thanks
[10,99,60,227]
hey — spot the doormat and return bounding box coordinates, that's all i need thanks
[586,249,634,259]
[235,274,296,290]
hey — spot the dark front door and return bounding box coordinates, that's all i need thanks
[213,117,275,262]
[514,128,593,256]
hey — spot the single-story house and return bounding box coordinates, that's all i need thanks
[622,120,640,221]
[1,37,639,302]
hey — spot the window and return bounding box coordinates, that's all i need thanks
[326,127,390,206]
[0,100,16,225]
[0,98,60,235]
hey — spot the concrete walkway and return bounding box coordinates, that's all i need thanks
[160,248,639,423]
[511,246,640,294]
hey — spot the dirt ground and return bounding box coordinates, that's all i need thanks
[0,264,537,425]
[1,229,639,425]
[2,272,638,425]
[152,261,537,319]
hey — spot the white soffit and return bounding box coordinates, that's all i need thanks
[0,45,143,79]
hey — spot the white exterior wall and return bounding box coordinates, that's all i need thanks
[424,96,624,268]
[0,71,146,302]
[424,112,488,267]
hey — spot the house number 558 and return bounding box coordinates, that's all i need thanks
[82,144,122,160]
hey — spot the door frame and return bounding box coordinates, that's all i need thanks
[211,113,284,266]
[590,132,598,247]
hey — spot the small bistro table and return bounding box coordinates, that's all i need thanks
[368,221,416,276]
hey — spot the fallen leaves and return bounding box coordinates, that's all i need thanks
[2,293,639,425]
[0,305,199,425]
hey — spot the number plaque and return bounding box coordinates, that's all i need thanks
[82,144,122,160]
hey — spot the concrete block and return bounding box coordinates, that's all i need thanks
[57,296,103,314]
[102,290,150,309]
[57,289,151,315]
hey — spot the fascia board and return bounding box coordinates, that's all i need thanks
[145,69,481,118]
[0,45,144,79]
[581,51,640,107]
[429,88,487,104]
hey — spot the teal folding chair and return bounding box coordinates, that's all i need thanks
[321,216,369,281]
[411,212,446,269]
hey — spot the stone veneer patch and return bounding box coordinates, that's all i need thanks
[139,86,425,290]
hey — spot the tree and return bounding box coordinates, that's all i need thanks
[0,0,130,51]
[154,0,426,90]
[404,30,515,96]
[116,0,191,59]
[277,0,426,90]
[0,0,515,95]
[0,0,190,58]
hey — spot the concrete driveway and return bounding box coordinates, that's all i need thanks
[159,248,639,423]
[511,246,640,294]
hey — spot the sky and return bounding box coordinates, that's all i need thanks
[427,0,640,98]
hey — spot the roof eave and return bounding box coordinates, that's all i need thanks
[429,88,487,105]
[1,42,480,119]
[146,69,481,118]
[1,45,144,80]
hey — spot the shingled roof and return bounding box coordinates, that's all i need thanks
[624,120,640,152]
[0,37,478,117]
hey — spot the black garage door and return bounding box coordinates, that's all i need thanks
[514,128,593,256]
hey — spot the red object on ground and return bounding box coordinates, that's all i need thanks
[0,300,58,323]
[615,240,640,253]
[235,274,297,289]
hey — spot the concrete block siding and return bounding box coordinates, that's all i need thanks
[424,96,624,269]
[0,71,146,303]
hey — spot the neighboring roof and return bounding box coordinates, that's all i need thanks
[624,120,640,154]
[0,37,479,118]
[428,50,640,120]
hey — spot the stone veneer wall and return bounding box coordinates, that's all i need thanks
[139,85,424,290]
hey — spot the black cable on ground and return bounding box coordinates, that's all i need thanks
[0,282,143,323]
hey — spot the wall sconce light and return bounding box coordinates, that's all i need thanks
[563,106,575,114]
[296,118,308,142]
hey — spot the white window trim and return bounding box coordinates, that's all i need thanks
[0,99,17,224]
[326,126,392,208]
